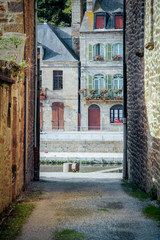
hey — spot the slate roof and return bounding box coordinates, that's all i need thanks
[37,23,78,62]
[80,0,123,32]
[98,0,123,13]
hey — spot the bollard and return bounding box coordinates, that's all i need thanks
[71,163,80,172]
[63,163,72,172]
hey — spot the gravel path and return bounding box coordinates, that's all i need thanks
[17,176,160,240]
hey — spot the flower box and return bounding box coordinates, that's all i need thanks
[113,55,123,61]
[94,55,104,61]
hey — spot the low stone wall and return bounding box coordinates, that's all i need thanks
[40,140,123,153]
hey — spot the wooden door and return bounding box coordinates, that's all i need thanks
[52,102,64,129]
[88,105,100,130]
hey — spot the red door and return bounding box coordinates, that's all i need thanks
[88,105,100,130]
[52,102,64,129]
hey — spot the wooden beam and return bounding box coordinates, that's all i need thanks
[0,74,15,84]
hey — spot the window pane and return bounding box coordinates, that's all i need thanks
[53,71,63,90]
[119,110,123,118]
[96,15,104,29]
[115,15,123,29]
[40,70,42,88]
[94,75,104,91]
[100,44,104,57]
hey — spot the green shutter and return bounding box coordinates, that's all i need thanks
[105,44,112,61]
[88,75,93,89]
[105,75,112,89]
[88,44,93,61]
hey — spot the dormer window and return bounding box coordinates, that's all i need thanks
[96,14,104,29]
[94,12,110,29]
[115,15,123,29]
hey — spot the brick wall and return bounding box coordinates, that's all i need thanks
[0,0,36,213]
[126,0,160,198]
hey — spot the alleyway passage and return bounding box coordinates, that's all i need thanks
[17,175,160,240]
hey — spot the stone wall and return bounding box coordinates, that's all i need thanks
[126,0,160,198]
[40,140,123,153]
[0,0,35,213]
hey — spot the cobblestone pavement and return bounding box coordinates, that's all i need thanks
[17,176,160,240]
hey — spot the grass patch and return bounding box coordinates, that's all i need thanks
[121,179,149,200]
[143,205,160,224]
[0,202,35,240]
[97,208,109,212]
[53,229,85,240]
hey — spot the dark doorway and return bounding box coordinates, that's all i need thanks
[88,104,100,130]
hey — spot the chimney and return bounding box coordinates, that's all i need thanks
[71,0,83,56]
[87,0,96,12]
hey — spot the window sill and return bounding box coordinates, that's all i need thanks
[92,28,123,32]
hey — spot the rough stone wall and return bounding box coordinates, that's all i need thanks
[0,0,35,213]
[144,0,160,195]
[23,0,35,185]
[71,0,83,56]
[126,0,160,198]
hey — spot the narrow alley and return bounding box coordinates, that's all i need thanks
[17,175,160,240]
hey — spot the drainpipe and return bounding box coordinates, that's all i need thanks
[34,0,40,181]
[78,61,81,131]
[123,0,128,179]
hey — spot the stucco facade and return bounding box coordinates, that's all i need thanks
[79,0,123,131]
[40,61,78,131]
[38,24,79,131]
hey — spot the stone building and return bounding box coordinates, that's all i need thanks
[79,0,123,131]
[37,24,79,131]
[38,0,124,132]
[0,0,37,213]
[126,0,160,198]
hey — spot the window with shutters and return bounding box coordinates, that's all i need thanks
[88,44,93,61]
[93,44,104,61]
[115,15,123,29]
[110,105,123,123]
[53,71,63,90]
[113,75,123,97]
[94,75,104,93]
[88,75,93,89]
[113,43,123,61]
[105,44,112,61]
[105,75,112,89]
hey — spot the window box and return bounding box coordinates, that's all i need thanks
[114,119,123,123]
[113,55,123,61]
[78,88,123,102]
[94,55,104,61]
